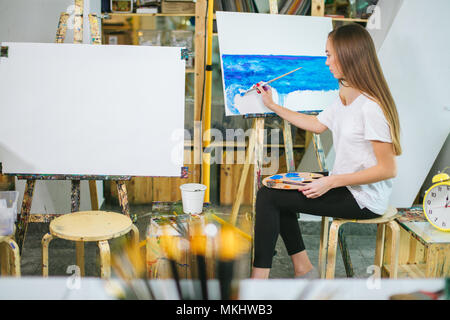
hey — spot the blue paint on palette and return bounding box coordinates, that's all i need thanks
[269,175,283,180]
[285,173,300,178]
[222,54,339,115]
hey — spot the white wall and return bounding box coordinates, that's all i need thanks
[0,0,104,213]
[422,134,450,193]
[376,0,450,207]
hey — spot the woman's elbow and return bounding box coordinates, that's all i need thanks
[378,161,397,180]
[312,117,328,134]
[313,124,328,134]
[315,127,327,135]
[387,163,397,179]
[389,168,397,179]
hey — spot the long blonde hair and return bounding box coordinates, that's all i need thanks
[328,23,402,156]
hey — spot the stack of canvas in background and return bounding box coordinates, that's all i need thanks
[279,0,311,15]
[214,0,311,15]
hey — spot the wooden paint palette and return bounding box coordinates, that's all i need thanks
[262,172,324,190]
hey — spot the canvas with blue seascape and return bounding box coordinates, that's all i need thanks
[216,12,339,116]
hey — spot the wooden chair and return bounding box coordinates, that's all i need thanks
[42,211,139,279]
[320,206,400,279]
[0,228,20,277]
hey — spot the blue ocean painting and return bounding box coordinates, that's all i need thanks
[222,54,339,115]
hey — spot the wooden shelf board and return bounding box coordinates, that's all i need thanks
[102,25,129,30]
[102,12,370,21]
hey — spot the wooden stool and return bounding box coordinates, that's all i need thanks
[321,206,400,279]
[42,211,139,278]
[0,229,20,277]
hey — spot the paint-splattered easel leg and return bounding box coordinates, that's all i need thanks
[116,181,136,222]
[71,180,81,212]
[71,180,86,276]
[15,180,36,254]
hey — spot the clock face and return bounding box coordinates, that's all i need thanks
[423,183,450,231]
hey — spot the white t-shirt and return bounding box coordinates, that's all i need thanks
[317,94,393,215]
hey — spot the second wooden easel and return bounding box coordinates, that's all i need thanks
[13,0,133,254]
[227,0,298,277]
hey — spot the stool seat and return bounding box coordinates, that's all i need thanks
[50,211,133,242]
[42,210,139,279]
[335,206,398,224]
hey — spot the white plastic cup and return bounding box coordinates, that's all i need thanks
[0,200,13,236]
[179,183,207,214]
[0,191,18,236]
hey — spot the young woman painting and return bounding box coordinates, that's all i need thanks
[251,23,402,279]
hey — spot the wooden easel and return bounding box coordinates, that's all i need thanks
[229,0,297,223]
[227,0,297,277]
[229,0,355,278]
[13,0,133,254]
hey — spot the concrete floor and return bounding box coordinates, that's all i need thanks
[19,203,379,280]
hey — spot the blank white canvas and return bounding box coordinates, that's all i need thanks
[377,0,450,207]
[217,12,332,56]
[0,42,185,176]
[216,12,338,116]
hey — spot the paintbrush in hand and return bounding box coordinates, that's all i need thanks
[242,66,303,96]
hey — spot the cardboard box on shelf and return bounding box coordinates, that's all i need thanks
[161,1,195,14]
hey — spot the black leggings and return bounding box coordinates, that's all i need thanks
[253,185,381,268]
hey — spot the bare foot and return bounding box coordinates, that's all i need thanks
[251,267,270,279]
[294,265,314,277]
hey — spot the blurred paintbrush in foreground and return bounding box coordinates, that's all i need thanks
[190,219,209,300]
[160,225,186,300]
[217,224,251,300]
[390,289,444,300]
[111,238,155,300]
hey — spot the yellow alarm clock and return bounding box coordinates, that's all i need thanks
[423,169,450,232]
